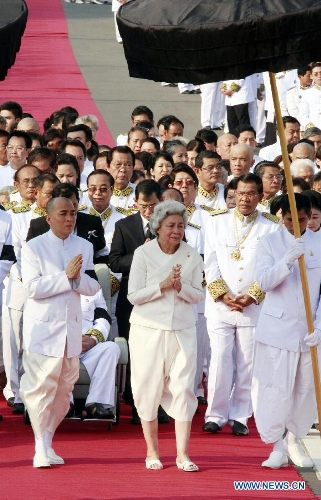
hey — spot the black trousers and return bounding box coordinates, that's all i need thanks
[226,103,250,136]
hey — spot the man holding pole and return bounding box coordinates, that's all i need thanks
[252,193,320,469]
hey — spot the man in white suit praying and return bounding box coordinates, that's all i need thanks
[20,197,100,468]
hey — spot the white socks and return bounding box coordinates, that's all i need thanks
[286,431,298,446]
[273,437,285,453]
[35,435,46,453]
[35,430,54,453]
[44,430,54,449]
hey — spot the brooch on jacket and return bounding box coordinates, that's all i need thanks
[88,230,98,240]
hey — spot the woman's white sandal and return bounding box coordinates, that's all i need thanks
[145,459,163,470]
[176,460,199,472]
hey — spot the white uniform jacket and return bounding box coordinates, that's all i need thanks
[110,183,136,210]
[255,228,321,352]
[195,183,226,210]
[299,86,321,130]
[128,239,204,331]
[22,230,100,358]
[204,209,280,326]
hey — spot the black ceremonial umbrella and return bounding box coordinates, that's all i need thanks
[118,0,321,432]
[117,0,321,84]
[0,0,28,81]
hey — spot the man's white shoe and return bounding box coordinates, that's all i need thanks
[47,447,65,465]
[262,451,288,469]
[285,442,313,468]
[33,450,50,468]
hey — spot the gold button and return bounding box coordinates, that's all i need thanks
[238,278,242,282]
[239,267,244,270]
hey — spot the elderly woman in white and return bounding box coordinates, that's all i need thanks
[128,200,204,472]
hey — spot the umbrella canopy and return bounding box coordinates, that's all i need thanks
[0,0,28,81]
[117,0,321,84]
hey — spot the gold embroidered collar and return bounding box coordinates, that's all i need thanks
[260,196,275,208]
[33,206,47,217]
[234,208,258,223]
[113,186,133,197]
[89,206,112,221]
[186,203,196,216]
[198,184,219,200]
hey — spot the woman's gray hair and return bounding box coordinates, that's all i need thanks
[149,200,188,235]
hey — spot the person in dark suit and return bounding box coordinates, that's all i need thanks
[109,179,162,423]
[26,183,108,264]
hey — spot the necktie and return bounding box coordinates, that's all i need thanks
[145,223,154,240]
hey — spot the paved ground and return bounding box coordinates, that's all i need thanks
[62,2,321,496]
[62,1,201,143]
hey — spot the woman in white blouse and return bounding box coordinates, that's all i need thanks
[128,200,203,472]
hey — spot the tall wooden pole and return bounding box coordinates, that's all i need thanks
[269,72,321,438]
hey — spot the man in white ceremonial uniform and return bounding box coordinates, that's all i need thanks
[194,151,226,211]
[260,116,300,161]
[79,289,120,420]
[286,66,312,125]
[85,169,125,337]
[203,173,280,436]
[254,161,283,213]
[252,193,321,469]
[107,146,137,212]
[2,166,44,410]
[0,209,16,401]
[0,131,31,189]
[299,63,321,131]
[221,76,255,137]
[171,165,211,403]
[20,197,100,468]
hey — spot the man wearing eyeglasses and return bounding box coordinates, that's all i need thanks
[0,131,31,189]
[85,169,125,337]
[194,150,226,210]
[203,173,280,437]
[254,161,284,213]
[109,180,162,424]
[107,146,136,212]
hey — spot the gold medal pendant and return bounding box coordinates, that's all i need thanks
[231,248,241,260]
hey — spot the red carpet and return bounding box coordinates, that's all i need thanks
[0,394,317,500]
[0,0,115,145]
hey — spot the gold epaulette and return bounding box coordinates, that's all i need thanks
[110,274,121,296]
[187,221,201,230]
[127,206,139,214]
[230,82,241,92]
[207,278,229,301]
[247,281,265,304]
[12,205,31,214]
[3,201,17,211]
[116,206,130,216]
[85,328,105,343]
[77,204,87,212]
[305,122,315,130]
[261,212,280,223]
[209,208,229,216]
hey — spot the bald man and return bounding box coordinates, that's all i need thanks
[20,197,100,468]
[216,133,237,160]
[228,144,255,180]
[292,142,315,162]
[17,117,40,134]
